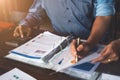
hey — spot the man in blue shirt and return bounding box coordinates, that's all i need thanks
[13,0,115,63]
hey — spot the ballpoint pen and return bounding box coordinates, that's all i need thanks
[71,37,81,64]
[76,37,81,62]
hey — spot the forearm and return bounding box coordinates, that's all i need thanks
[19,13,42,27]
[87,16,112,47]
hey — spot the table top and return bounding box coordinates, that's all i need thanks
[0,29,120,80]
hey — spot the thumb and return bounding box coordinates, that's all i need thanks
[77,44,84,51]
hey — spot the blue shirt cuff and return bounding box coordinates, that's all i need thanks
[96,3,115,16]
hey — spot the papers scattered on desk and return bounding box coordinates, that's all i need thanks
[5,31,105,80]
[0,68,36,80]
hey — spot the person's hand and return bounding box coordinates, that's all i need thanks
[91,39,120,63]
[70,39,92,63]
[13,25,31,38]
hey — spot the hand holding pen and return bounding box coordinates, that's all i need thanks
[70,38,91,63]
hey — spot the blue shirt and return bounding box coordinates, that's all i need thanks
[20,0,115,38]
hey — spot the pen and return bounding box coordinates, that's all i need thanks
[71,37,81,64]
[76,37,80,62]
[77,37,80,46]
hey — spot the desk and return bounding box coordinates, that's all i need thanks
[0,30,120,80]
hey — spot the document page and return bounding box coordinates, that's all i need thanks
[69,45,103,73]
[50,45,104,80]
[9,31,66,59]
[0,68,36,80]
[49,46,75,71]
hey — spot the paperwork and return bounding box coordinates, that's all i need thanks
[9,31,66,59]
[0,68,36,80]
[5,31,105,80]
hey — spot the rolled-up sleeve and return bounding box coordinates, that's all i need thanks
[19,0,44,27]
[95,0,115,16]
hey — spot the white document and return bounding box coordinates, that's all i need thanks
[49,44,103,72]
[9,31,66,59]
[98,73,120,80]
[49,46,75,71]
[56,45,104,80]
[5,31,67,69]
[0,68,36,80]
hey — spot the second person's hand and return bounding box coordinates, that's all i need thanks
[13,25,31,38]
[91,39,120,63]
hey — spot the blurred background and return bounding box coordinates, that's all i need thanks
[0,0,33,22]
[0,0,53,32]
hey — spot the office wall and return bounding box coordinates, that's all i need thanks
[0,0,33,21]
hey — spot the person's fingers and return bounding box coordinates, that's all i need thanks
[91,48,109,63]
[102,58,116,63]
[13,27,20,37]
[100,46,115,63]
[97,53,119,63]
[92,48,119,63]
[76,44,84,58]
[102,57,119,63]
[91,54,105,63]
[110,56,119,62]
[13,25,32,38]
[100,47,108,57]
[13,26,23,38]
[77,44,84,51]
[102,52,119,63]
[19,26,24,38]
[26,28,31,37]
[70,39,77,57]
[71,55,78,64]
[14,32,19,37]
